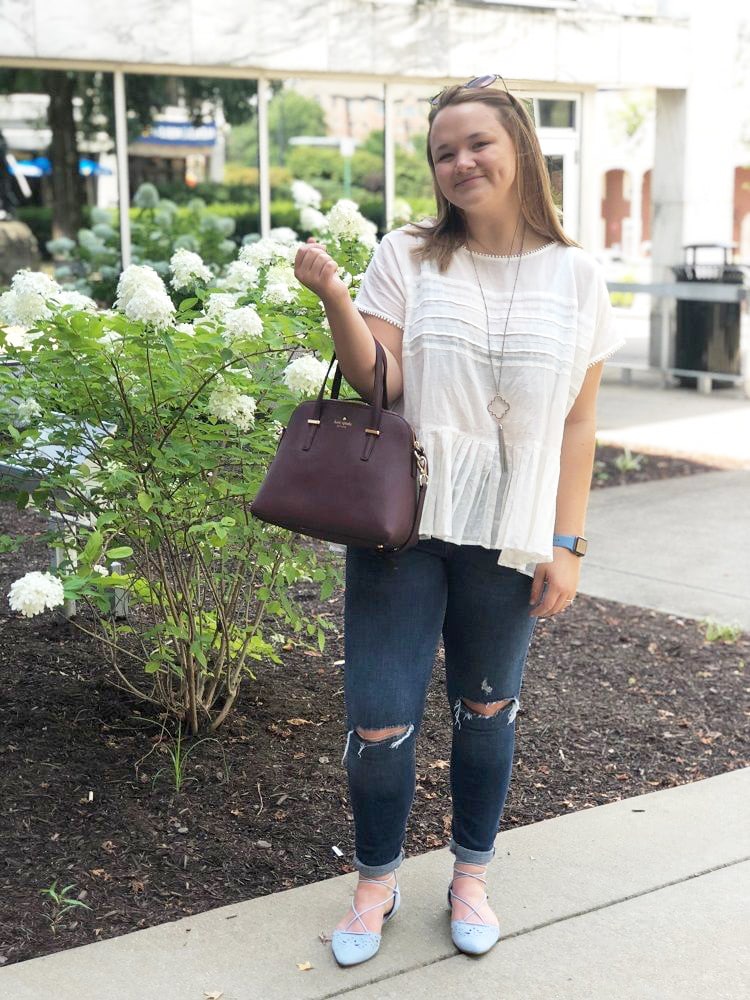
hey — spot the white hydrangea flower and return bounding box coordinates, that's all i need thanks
[261,261,300,306]
[269,226,299,245]
[8,571,65,618]
[0,325,39,351]
[55,289,97,311]
[262,282,295,306]
[92,564,109,577]
[0,270,61,326]
[98,330,124,352]
[175,322,195,335]
[120,285,175,329]
[14,397,43,426]
[115,264,168,311]
[300,206,328,233]
[205,292,240,320]
[283,354,331,396]
[272,420,284,440]
[292,179,322,210]
[326,199,378,248]
[392,198,413,223]
[170,248,213,290]
[219,259,260,292]
[13,269,60,298]
[223,307,263,341]
[239,238,297,268]
[207,383,257,432]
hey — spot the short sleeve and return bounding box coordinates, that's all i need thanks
[353,232,406,330]
[586,267,625,368]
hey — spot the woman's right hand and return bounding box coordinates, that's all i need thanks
[294,238,350,304]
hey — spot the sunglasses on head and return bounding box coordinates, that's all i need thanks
[428,74,512,107]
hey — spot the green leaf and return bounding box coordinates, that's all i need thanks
[80,530,103,565]
[137,492,153,512]
[107,546,133,560]
[158,330,186,374]
[189,641,208,668]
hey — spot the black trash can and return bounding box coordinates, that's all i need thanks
[672,243,744,388]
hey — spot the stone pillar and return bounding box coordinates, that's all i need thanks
[578,88,599,253]
[649,5,739,366]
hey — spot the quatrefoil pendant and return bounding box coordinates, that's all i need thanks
[487,394,510,423]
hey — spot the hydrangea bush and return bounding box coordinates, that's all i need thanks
[48,183,239,307]
[1,195,375,734]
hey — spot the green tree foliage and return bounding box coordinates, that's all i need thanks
[227,89,327,168]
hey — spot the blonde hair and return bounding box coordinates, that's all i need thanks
[405,84,577,271]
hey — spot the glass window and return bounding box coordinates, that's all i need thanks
[537,100,576,129]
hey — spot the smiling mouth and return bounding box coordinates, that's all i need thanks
[456,176,483,187]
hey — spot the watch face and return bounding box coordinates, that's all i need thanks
[574,537,588,556]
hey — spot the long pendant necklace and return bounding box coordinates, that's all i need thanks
[468,219,525,470]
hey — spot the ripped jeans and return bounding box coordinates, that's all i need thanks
[342,537,537,877]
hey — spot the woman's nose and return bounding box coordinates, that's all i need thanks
[455,150,476,171]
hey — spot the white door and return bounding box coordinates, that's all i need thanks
[537,132,580,242]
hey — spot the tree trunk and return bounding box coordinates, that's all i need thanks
[45,71,84,239]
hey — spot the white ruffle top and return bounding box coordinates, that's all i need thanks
[353,226,625,573]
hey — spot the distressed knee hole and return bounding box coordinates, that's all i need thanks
[452,696,519,728]
[342,723,415,763]
[356,725,409,742]
[461,698,511,717]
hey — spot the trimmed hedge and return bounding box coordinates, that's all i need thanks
[18,196,438,258]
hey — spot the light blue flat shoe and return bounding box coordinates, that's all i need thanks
[447,867,500,956]
[331,872,401,967]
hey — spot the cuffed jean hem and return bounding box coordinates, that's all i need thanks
[353,849,404,877]
[449,839,496,866]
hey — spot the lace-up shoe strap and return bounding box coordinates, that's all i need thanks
[342,874,399,934]
[449,869,490,923]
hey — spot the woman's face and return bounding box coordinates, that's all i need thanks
[429,102,518,213]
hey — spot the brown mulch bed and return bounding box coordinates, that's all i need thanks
[0,447,746,968]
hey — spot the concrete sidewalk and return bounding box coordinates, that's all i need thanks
[581,379,750,628]
[582,470,750,629]
[595,378,750,469]
[2,769,747,1000]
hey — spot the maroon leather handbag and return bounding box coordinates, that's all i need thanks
[251,340,428,551]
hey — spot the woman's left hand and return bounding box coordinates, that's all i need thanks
[529,549,582,618]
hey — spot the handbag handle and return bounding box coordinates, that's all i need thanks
[315,338,389,413]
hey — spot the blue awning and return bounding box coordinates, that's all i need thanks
[136,120,217,148]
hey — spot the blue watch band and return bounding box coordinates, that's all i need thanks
[553,533,588,556]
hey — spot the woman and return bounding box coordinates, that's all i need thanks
[294,77,623,966]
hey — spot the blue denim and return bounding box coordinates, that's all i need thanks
[342,537,537,877]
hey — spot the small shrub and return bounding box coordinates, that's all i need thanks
[703,620,743,644]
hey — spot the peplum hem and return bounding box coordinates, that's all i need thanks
[416,427,560,572]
